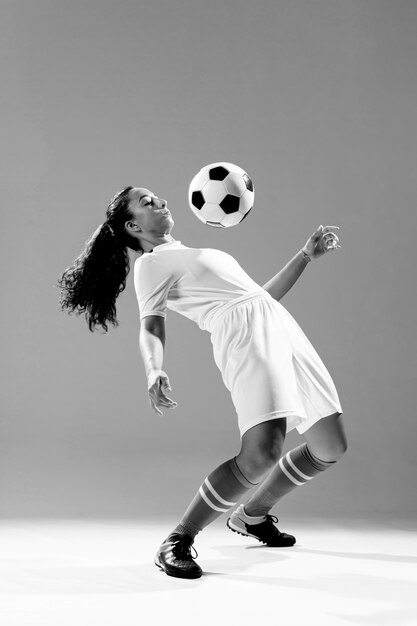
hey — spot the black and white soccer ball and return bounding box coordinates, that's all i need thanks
[188,162,254,228]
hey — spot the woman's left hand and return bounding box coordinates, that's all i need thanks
[302,225,341,261]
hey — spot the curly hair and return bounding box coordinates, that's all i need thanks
[57,186,143,333]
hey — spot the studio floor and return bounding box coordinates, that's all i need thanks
[0,516,416,626]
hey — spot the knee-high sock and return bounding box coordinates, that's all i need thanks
[243,443,337,518]
[170,457,258,540]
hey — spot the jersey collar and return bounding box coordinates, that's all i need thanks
[149,240,182,252]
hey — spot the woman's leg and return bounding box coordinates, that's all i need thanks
[243,412,348,517]
[169,417,287,539]
[301,411,348,461]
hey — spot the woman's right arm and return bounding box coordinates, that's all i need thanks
[139,316,178,416]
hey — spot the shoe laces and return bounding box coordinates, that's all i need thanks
[171,535,199,561]
[263,514,285,536]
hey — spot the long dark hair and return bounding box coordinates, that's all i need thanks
[57,186,143,333]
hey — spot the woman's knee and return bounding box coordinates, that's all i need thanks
[236,418,287,483]
[235,450,279,483]
[330,439,348,461]
[303,412,348,462]
[309,439,348,463]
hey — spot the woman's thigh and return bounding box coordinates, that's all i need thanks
[301,412,348,461]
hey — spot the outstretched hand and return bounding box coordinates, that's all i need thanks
[302,225,341,261]
[147,369,178,416]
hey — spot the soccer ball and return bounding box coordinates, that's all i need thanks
[188,162,254,228]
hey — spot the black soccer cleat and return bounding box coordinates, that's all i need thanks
[154,533,203,579]
[227,504,296,547]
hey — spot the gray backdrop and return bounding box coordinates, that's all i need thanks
[1,0,416,521]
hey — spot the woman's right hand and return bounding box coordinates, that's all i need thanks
[147,369,178,416]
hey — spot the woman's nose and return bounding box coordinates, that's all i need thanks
[160,199,167,208]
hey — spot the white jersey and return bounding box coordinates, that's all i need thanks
[134,239,343,436]
[134,239,264,331]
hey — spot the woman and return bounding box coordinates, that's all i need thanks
[58,185,347,580]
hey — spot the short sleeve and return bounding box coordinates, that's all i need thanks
[134,256,176,321]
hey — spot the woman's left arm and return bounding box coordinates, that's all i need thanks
[262,225,341,302]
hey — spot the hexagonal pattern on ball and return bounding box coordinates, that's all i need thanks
[239,189,254,214]
[188,162,255,228]
[200,203,226,223]
[221,211,246,228]
[224,173,247,197]
[202,180,227,204]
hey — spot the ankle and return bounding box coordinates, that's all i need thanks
[171,521,200,540]
[243,504,268,519]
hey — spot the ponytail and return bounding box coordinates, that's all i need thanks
[57,186,142,333]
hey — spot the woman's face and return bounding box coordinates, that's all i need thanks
[127,187,173,235]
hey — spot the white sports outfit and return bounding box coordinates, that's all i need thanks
[134,240,343,438]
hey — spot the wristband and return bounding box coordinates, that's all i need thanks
[301,249,312,263]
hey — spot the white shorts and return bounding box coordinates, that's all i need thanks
[208,290,343,438]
